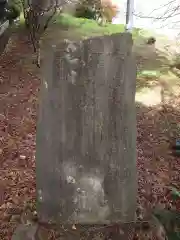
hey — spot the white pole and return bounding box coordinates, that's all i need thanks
[125,0,134,32]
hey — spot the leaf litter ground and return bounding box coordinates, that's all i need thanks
[0,33,180,239]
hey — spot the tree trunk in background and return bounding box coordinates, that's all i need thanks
[23,0,59,67]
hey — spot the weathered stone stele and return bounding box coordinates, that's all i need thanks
[36,32,137,225]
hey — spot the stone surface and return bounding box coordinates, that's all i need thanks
[36,32,137,225]
[11,224,38,240]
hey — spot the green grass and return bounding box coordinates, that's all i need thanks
[137,70,161,78]
[16,12,143,40]
[16,11,168,42]
[53,13,141,39]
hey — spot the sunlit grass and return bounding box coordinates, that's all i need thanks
[136,68,180,106]
[137,70,161,78]
[16,12,143,41]
[53,13,141,39]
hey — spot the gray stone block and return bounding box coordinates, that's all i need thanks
[11,224,38,240]
[36,32,137,225]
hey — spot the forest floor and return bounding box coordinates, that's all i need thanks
[0,23,180,239]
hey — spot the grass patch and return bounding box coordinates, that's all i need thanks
[137,70,161,78]
[15,12,143,41]
[53,13,142,39]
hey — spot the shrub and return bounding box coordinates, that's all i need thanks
[74,0,118,23]
[8,0,22,15]
[6,0,22,22]
[74,4,97,20]
[101,0,118,23]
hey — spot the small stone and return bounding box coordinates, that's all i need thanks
[72,224,76,230]
[20,155,26,160]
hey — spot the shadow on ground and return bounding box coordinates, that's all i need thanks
[136,99,180,210]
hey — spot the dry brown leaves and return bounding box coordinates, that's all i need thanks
[0,33,39,240]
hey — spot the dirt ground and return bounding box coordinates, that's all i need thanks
[0,29,180,239]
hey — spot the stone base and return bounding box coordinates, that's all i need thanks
[11,224,38,240]
[11,223,135,240]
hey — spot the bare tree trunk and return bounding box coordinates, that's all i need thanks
[23,0,58,67]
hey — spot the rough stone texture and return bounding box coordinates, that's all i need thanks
[36,32,137,225]
[11,224,38,240]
